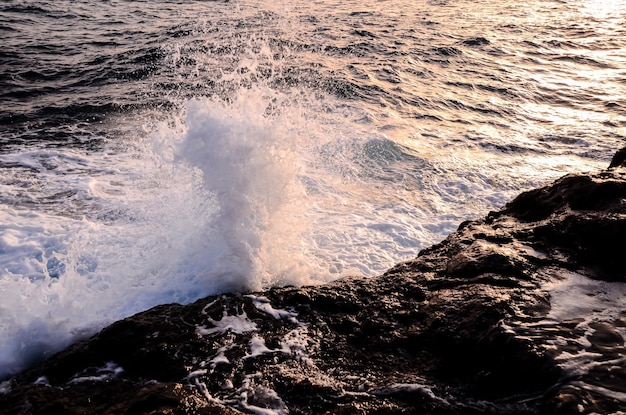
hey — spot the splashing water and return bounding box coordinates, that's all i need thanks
[1,0,624,379]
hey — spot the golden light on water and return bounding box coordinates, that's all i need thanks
[580,0,625,19]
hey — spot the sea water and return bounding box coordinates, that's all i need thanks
[0,0,624,378]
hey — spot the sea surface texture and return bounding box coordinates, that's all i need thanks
[0,0,624,378]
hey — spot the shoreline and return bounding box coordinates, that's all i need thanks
[2,149,626,414]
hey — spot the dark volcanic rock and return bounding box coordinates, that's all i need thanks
[609,146,626,169]
[2,148,626,414]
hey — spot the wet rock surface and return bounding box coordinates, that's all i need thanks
[2,150,626,414]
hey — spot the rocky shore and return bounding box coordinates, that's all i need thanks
[2,150,626,415]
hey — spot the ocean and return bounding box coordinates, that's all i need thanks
[0,0,624,379]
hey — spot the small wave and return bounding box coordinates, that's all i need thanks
[352,29,377,38]
[461,37,490,47]
[431,46,463,57]
[544,39,580,49]
[549,54,615,69]
[1,5,50,15]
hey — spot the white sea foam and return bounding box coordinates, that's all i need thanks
[68,362,124,384]
[0,380,11,394]
[196,310,258,336]
[33,376,50,386]
[244,336,276,359]
[238,374,289,415]
[171,94,314,288]
[245,295,299,322]
[209,346,231,367]
[372,382,446,404]
[0,136,223,378]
